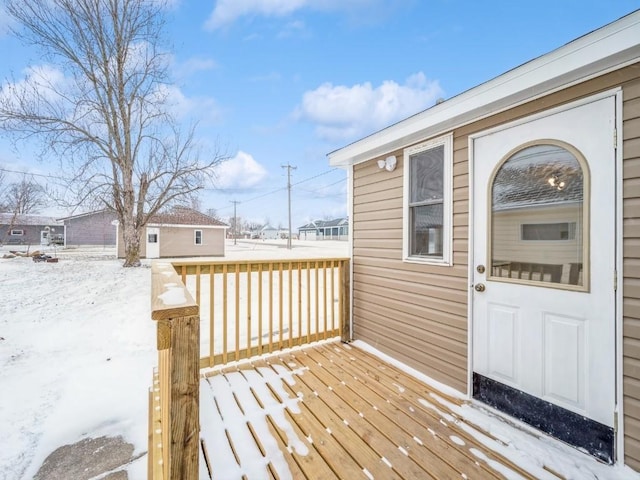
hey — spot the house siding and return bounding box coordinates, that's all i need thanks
[0,224,49,246]
[351,63,640,466]
[353,153,469,392]
[623,75,640,471]
[63,211,117,246]
[157,226,225,258]
[117,226,225,258]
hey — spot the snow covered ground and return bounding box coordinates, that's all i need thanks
[0,239,347,480]
[1,239,638,479]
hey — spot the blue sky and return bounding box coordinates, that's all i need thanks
[0,0,638,230]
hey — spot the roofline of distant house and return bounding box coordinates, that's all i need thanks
[56,208,114,221]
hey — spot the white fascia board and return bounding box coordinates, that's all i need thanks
[328,10,640,167]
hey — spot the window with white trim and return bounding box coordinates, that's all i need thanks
[403,134,453,264]
[521,222,576,241]
[194,229,202,245]
[11,229,24,236]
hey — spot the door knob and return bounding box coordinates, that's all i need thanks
[475,283,486,292]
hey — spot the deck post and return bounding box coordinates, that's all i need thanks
[341,259,351,342]
[151,262,200,480]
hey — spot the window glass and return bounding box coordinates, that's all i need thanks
[410,204,443,257]
[148,233,158,243]
[195,230,202,245]
[491,144,585,286]
[10,229,24,236]
[521,222,575,241]
[408,144,445,258]
[410,146,444,203]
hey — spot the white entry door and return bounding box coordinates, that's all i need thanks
[146,227,160,259]
[471,95,617,461]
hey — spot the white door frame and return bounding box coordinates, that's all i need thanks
[467,88,624,461]
[146,226,160,259]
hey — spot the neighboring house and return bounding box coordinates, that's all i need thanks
[257,224,279,240]
[57,209,117,247]
[117,207,228,259]
[329,11,640,471]
[0,213,64,246]
[298,218,349,240]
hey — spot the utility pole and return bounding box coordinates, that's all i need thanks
[230,200,240,245]
[281,163,297,249]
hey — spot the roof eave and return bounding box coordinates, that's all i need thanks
[328,11,640,167]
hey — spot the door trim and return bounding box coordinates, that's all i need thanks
[467,88,623,462]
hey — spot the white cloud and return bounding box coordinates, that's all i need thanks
[206,0,304,30]
[176,57,217,78]
[294,72,444,142]
[205,0,378,30]
[0,64,68,105]
[215,151,268,189]
[158,84,223,124]
[277,19,307,38]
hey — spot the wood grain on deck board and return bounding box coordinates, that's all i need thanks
[200,341,563,480]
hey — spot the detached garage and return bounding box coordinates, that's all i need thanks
[117,208,228,259]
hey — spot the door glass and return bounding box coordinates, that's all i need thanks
[490,144,585,287]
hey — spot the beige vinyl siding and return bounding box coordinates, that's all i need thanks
[116,225,225,258]
[623,76,640,471]
[353,146,469,392]
[158,226,224,257]
[492,204,583,265]
[117,228,150,258]
[351,62,640,467]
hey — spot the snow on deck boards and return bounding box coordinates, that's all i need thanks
[199,341,562,480]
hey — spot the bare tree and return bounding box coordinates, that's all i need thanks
[205,208,221,221]
[0,168,6,211]
[0,0,226,266]
[3,176,46,214]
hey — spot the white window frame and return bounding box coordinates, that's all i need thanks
[10,229,24,236]
[194,229,203,245]
[403,133,453,265]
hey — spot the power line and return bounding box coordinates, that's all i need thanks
[1,164,346,216]
[295,177,346,195]
[209,168,342,213]
[0,167,65,181]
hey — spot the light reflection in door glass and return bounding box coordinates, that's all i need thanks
[491,144,584,286]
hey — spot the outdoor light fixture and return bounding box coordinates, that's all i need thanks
[377,155,397,172]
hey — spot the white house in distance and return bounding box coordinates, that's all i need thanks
[256,224,279,240]
[298,218,349,240]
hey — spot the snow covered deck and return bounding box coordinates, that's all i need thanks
[198,340,562,480]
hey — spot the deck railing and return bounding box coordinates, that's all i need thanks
[148,257,351,480]
[172,258,351,368]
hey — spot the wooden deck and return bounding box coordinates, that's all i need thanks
[199,340,565,480]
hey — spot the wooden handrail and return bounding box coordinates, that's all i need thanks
[148,257,351,479]
[149,262,200,480]
[170,258,351,370]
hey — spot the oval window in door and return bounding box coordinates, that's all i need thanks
[490,142,588,288]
